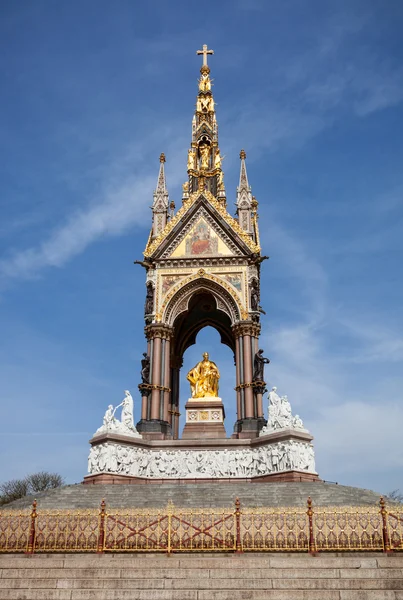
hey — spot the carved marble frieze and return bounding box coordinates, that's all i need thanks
[88,440,316,479]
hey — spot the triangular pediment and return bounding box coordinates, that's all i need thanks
[145,191,259,259]
[170,214,235,258]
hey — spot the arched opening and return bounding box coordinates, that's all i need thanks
[172,290,234,359]
[168,288,237,439]
[179,326,236,437]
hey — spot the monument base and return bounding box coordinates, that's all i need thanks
[182,396,226,439]
[86,427,318,483]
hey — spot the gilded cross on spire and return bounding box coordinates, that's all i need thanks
[196,44,214,67]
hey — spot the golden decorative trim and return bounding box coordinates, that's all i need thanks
[144,189,260,258]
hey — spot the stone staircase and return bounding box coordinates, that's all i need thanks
[6,481,384,510]
[0,553,402,599]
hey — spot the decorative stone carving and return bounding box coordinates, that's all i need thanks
[260,387,306,435]
[185,402,224,423]
[95,391,141,438]
[87,439,316,478]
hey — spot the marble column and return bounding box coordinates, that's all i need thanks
[232,321,261,439]
[243,333,254,418]
[137,324,173,439]
[235,336,241,421]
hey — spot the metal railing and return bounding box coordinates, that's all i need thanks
[0,496,401,554]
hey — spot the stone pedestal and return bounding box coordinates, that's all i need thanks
[85,426,318,483]
[181,397,226,439]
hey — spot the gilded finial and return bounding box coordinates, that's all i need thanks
[159,153,166,163]
[251,196,258,209]
[240,149,246,160]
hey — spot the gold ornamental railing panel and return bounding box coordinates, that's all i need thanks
[0,496,402,553]
[313,506,383,551]
[0,509,31,553]
[241,508,309,551]
[388,507,403,550]
[34,509,99,552]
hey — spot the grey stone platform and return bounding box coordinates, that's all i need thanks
[0,553,403,599]
[6,481,384,509]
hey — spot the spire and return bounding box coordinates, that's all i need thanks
[238,149,250,192]
[236,150,253,233]
[151,153,169,239]
[186,45,225,203]
[155,152,167,193]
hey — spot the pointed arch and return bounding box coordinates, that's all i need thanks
[162,276,241,327]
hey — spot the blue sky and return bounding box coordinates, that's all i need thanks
[1,0,402,495]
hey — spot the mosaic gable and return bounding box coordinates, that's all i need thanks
[171,218,234,258]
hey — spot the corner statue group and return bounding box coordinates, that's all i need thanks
[187,352,220,398]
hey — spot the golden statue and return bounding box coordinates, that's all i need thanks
[187,149,195,170]
[214,151,223,170]
[200,145,210,170]
[187,352,220,398]
[199,73,211,92]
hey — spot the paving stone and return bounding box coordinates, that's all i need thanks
[0,558,65,569]
[339,568,403,579]
[272,578,403,590]
[377,556,403,568]
[339,592,397,600]
[268,557,378,569]
[0,578,57,589]
[56,579,165,589]
[70,591,198,600]
[197,591,341,600]
[0,591,72,600]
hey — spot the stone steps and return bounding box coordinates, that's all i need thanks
[6,481,385,509]
[1,554,402,599]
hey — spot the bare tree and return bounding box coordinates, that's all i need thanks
[0,472,64,505]
[27,472,64,493]
[387,489,403,503]
[0,478,30,505]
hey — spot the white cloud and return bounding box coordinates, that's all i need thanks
[0,131,188,284]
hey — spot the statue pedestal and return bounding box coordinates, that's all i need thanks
[182,397,227,439]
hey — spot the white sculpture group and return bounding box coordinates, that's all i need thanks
[95,391,141,438]
[89,384,316,479]
[88,440,316,478]
[260,387,305,435]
